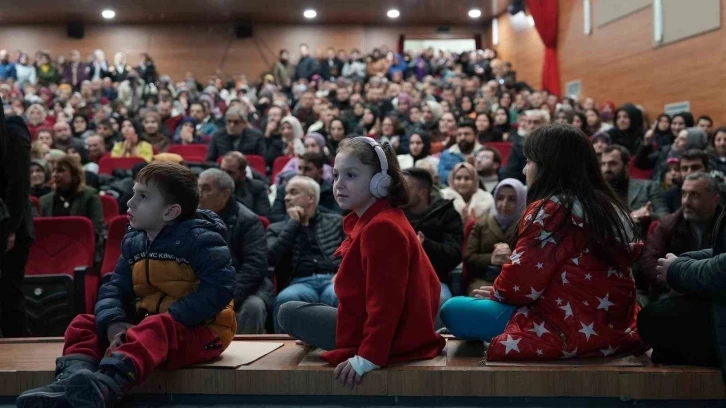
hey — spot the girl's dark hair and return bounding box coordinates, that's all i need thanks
[523,124,639,267]
[673,112,695,128]
[338,137,409,208]
[121,118,143,138]
[573,111,588,134]
[383,114,403,136]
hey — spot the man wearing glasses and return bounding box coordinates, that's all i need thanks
[206,106,265,162]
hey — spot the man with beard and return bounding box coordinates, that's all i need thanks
[439,120,483,185]
[600,145,667,228]
[500,109,548,183]
[272,49,295,89]
[662,150,711,213]
[475,147,502,192]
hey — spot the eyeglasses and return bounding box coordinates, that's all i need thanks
[226,119,242,125]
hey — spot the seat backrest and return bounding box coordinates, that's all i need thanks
[168,144,208,162]
[99,194,120,225]
[258,215,270,230]
[29,195,40,213]
[647,220,660,238]
[272,156,292,181]
[629,158,654,180]
[27,216,95,277]
[246,154,266,175]
[101,215,130,276]
[486,142,513,167]
[98,156,147,175]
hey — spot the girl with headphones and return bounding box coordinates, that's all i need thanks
[277,136,446,387]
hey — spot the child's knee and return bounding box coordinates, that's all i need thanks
[439,297,470,331]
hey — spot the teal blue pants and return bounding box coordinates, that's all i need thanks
[440,297,516,342]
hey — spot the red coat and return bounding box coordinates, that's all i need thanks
[322,199,446,367]
[488,198,644,361]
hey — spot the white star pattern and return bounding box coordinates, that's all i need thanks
[583,301,590,306]
[528,322,550,338]
[525,213,533,222]
[562,348,579,359]
[499,335,521,355]
[510,249,524,265]
[560,302,573,319]
[561,271,569,285]
[571,256,580,265]
[607,268,618,278]
[584,273,592,281]
[534,209,550,226]
[578,321,598,341]
[493,289,504,301]
[600,345,618,357]
[571,217,584,228]
[525,286,544,301]
[513,285,520,292]
[625,327,634,337]
[538,230,557,248]
[608,324,614,329]
[536,262,544,270]
[536,349,544,356]
[515,306,529,317]
[583,248,590,254]
[596,293,615,311]
[555,297,563,305]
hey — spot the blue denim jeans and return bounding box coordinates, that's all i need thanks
[440,297,516,342]
[273,274,338,334]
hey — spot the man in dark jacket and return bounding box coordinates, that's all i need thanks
[500,110,548,183]
[403,168,463,302]
[639,204,726,378]
[0,107,33,337]
[640,172,721,301]
[198,169,271,334]
[293,44,320,81]
[220,151,270,217]
[662,149,711,213]
[267,175,345,333]
[206,106,265,162]
[269,152,340,222]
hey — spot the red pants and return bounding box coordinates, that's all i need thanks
[64,313,223,385]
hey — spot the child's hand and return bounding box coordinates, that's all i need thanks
[107,322,134,349]
[472,286,494,299]
[334,360,363,388]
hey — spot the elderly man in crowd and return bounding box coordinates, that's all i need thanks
[266,175,345,333]
[198,168,271,334]
[206,106,265,162]
[219,151,270,217]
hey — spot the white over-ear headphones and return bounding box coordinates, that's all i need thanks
[353,137,391,198]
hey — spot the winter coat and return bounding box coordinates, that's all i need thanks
[465,214,518,282]
[40,186,104,242]
[95,209,237,349]
[15,64,37,86]
[441,187,495,223]
[111,140,154,162]
[438,143,484,185]
[407,197,463,285]
[1,116,34,241]
[627,178,668,220]
[342,60,367,81]
[235,178,270,217]
[321,199,446,366]
[266,211,345,288]
[272,61,294,88]
[205,128,265,162]
[269,179,340,223]
[487,197,643,361]
[667,206,726,379]
[294,56,320,81]
[219,199,272,312]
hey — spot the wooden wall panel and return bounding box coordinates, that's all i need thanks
[0,23,485,83]
[487,13,545,90]
[558,0,726,124]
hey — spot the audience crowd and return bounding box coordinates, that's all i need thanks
[1,43,724,374]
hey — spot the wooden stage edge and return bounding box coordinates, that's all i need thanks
[0,335,722,400]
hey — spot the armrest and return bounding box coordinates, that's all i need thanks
[73,266,90,315]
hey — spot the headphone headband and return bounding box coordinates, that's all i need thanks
[353,136,388,174]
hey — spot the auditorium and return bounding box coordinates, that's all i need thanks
[0,0,725,406]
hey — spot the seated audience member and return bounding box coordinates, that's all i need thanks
[439,120,483,185]
[475,147,502,192]
[206,106,265,162]
[173,117,203,145]
[111,119,154,162]
[650,113,675,148]
[636,127,708,179]
[267,175,345,333]
[600,145,667,231]
[278,132,333,183]
[441,125,643,361]
[219,151,270,217]
[591,131,611,157]
[585,108,612,136]
[663,149,711,213]
[35,128,54,149]
[661,158,681,191]
[696,115,714,137]
[326,117,348,157]
[51,120,85,154]
[709,127,726,174]
[96,118,121,151]
[67,145,99,174]
[403,168,463,309]
[637,209,726,371]
[198,169,271,334]
[141,111,171,153]
[271,152,340,222]
[397,130,437,170]
[25,103,52,139]
[86,134,106,164]
[441,162,494,225]
[31,140,51,161]
[30,159,52,198]
[640,172,721,301]
[475,112,503,143]
[606,103,644,154]
[188,101,219,140]
[500,109,549,183]
[464,178,526,295]
[39,155,105,252]
[279,115,305,159]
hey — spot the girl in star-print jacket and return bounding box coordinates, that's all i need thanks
[442,124,646,361]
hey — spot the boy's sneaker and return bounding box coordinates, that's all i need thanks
[16,354,99,408]
[65,352,136,408]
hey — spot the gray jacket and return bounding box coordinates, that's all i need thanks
[627,178,667,220]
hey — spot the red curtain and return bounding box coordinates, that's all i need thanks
[526,0,560,96]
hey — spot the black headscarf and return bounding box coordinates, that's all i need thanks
[409,129,431,163]
[606,103,643,153]
[653,113,673,147]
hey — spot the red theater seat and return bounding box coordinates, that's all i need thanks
[24,216,96,336]
[245,154,266,175]
[29,195,40,213]
[98,156,147,175]
[486,142,512,167]
[272,156,292,181]
[168,144,208,162]
[100,194,120,225]
[101,215,130,277]
[629,158,654,180]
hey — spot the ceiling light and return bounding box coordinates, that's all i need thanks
[387,9,400,19]
[303,9,317,19]
[101,9,116,19]
[468,9,482,18]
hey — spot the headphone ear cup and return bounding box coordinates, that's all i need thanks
[377,175,391,198]
[369,172,384,199]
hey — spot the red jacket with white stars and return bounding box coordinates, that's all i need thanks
[487,197,644,361]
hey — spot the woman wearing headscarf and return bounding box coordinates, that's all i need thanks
[276,132,333,184]
[397,130,438,170]
[441,162,495,225]
[30,159,53,198]
[464,178,527,295]
[638,127,709,181]
[606,103,644,154]
[172,117,203,145]
[475,112,503,143]
[651,113,674,148]
[492,107,512,140]
[71,114,93,140]
[670,112,695,141]
[279,115,305,157]
[140,111,170,153]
